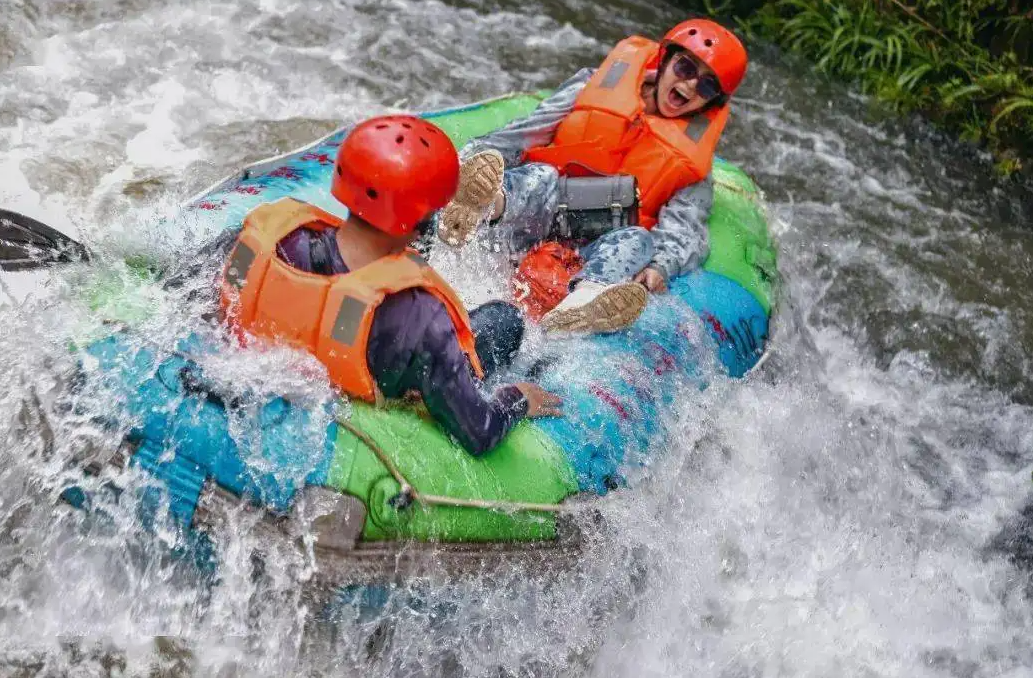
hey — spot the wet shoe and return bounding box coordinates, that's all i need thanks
[437,149,505,247]
[540,279,648,334]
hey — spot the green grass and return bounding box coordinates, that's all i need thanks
[687,0,1033,175]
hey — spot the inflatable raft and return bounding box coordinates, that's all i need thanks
[69,92,778,585]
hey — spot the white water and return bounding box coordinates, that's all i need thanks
[2,0,1033,675]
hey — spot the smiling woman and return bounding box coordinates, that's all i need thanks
[649,50,723,114]
[647,18,746,117]
[436,18,749,334]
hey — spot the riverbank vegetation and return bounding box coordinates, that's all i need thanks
[691,0,1033,175]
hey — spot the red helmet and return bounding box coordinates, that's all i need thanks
[661,19,748,97]
[331,115,460,237]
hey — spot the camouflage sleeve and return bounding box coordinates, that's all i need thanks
[460,68,595,166]
[648,174,714,281]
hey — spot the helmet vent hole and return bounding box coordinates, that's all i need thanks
[336,165,343,177]
[396,135,405,144]
[704,38,713,47]
[375,124,388,129]
[402,123,412,129]
[419,137,429,147]
[688,28,697,35]
[366,188,378,200]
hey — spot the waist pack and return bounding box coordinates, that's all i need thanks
[553,175,640,240]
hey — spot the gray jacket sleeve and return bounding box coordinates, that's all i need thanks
[461,68,595,166]
[648,174,714,281]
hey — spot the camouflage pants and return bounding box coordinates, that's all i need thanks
[486,162,652,287]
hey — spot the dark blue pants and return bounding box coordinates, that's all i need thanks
[469,301,524,379]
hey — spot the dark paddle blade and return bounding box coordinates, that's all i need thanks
[0,208,90,272]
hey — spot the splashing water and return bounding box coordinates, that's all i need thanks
[1,0,1033,675]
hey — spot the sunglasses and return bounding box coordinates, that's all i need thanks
[670,54,723,101]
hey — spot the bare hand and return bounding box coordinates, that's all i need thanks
[633,267,668,293]
[514,382,563,418]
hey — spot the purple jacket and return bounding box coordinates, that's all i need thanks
[277,227,527,455]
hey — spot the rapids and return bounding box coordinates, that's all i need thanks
[1,0,1032,675]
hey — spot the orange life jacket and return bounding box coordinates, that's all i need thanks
[220,197,483,402]
[523,36,729,229]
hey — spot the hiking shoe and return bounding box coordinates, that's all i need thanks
[540,279,648,334]
[437,149,505,247]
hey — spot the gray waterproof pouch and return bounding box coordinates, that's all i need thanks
[553,175,640,241]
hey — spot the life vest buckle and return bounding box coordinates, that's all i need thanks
[610,203,623,230]
[555,203,571,239]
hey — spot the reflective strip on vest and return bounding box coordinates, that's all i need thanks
[406,252,429,268]
[684,116,711,143]
[330,295,368,346]
[599,60,630,90]
[226,243,256,289]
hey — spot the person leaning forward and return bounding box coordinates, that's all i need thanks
[219,115,561,455]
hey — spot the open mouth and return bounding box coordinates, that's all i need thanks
[667,83,692,109]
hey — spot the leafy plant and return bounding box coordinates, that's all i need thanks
[683,0,1033,174]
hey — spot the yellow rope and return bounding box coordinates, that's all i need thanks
[713,175,759,200]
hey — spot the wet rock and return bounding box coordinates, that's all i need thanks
[181,118,340,196]
[247,11,334,48]
[987,500,1033,572]
[921,649,981,678]
[20,149,119,201]
[0,0,37,71]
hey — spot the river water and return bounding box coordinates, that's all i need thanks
[1,0,1033,675]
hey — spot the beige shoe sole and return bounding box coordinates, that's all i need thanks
[456,149,505,205]
[438,150,505,247]
[540,282,648,334]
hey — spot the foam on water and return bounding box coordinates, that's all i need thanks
[1,0,1033,675]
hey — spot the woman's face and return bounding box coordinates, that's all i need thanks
[655,50,723,118]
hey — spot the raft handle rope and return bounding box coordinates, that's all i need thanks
[747,347,773,376]
[335,416,568,515]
